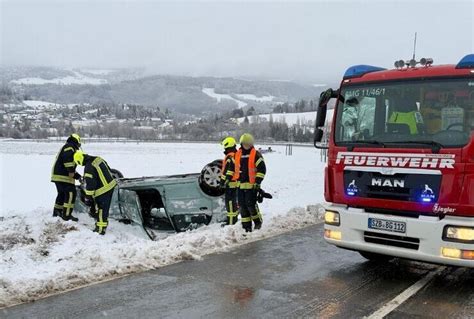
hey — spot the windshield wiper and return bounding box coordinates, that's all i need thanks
[345,140,385,151]
[384,140,443,153]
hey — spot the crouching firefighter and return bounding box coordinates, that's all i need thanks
[235,133,266,232]
[220,137,239,225]
[51,133,82,221]
[73,151,117,235]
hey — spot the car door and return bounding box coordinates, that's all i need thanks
[117,188,152,239]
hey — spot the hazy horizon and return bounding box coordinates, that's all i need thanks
[1,0,473,82]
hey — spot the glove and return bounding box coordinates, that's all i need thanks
[84,196,94,207]
[219,179,228,189]
[254,184,261,190]
[74,172,82,180]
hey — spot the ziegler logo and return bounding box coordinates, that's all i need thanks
[371,178,405,187]
[336,152,455,169]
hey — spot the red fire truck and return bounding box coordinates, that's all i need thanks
[314,54,474,267]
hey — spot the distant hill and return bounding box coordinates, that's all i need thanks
[1,66,327,115]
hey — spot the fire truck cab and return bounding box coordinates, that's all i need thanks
[314,54,474,267]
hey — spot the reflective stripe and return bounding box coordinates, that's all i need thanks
[85,189,95,196]
[63,147,74,152]
[226,171,234,176]
[92,158,107,186]
[90,157,117,198]
[255,157,264,167]
[64,162,75,168]
[256,172,265,178]
[54,204,63,209]
[228,181,239,188]
[94,179,117,197]
[239,182,254,190]
[84,173,93,178]
[64,192,74,216]
[241,217,252,222]
[51,174,75,184]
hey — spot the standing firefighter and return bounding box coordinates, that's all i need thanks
[74,151,117,235]
[220,137,239,225]
[235,133,266,232]
[51,133,82,221]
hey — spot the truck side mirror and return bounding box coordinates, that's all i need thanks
[314,88,339,149]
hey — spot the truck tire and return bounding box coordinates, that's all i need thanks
[358,251,393,262]
[110,168,124,179]
[199,159,225,197]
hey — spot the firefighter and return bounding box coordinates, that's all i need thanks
[51,133,82,221]
[235,133,266,232]
[73,150,117,235]
[220,137,239,225]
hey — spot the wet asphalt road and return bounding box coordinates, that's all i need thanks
[2,223,474,319]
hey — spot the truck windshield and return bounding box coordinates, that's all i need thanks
[335,78,474,147]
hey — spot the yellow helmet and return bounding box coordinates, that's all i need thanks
[73,150,85,166]
[68,133,81,146]
[221,137,237,149]
[239,133,255,145]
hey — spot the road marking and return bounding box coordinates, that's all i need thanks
[365,267,446,319]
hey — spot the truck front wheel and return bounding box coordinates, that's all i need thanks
[358,251,393,262]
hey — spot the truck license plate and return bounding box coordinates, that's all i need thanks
[368,218,406,233]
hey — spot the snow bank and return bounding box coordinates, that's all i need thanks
[0,207,323,307]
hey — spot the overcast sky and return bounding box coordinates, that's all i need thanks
[1,0,473,82]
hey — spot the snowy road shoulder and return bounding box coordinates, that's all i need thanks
[0,206,324,308]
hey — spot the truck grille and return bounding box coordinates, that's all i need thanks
[364,231,420,250]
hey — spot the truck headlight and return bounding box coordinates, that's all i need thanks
[324,210,340,226]
[443,226,474,243]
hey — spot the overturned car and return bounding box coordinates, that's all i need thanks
[75,160,226,240]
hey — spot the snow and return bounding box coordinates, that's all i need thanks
[11,71,107,86]
[22,100,62,109]
[235,93,275,102]
[0,141,327,307]
[80,69,114,75]
[202,88,248,108]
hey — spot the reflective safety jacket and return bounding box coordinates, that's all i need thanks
[51,142,79,184]
[221,150,238,188]
[234,147,266,189]
[388,111,423,134]
[83,156,117,198]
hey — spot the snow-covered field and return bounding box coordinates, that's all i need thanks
[10,71,107,86]
[0,141,326,307]
[237,109,334,127]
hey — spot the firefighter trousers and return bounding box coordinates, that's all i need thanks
[225,187,239,225]
[94,189,114,233]
[238,188,263,232]
[54,182,76,217]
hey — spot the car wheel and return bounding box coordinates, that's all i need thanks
[110,168,124,179]
[199,159,225,197]
[358,251,393,262]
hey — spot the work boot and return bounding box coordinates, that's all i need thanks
[61,214,79,222]
[93,226,106,235]
[52,209,62,217]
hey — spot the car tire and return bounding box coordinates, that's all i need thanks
[110,168,124,179]
[199,159,225,197]
[358,251,394,262]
